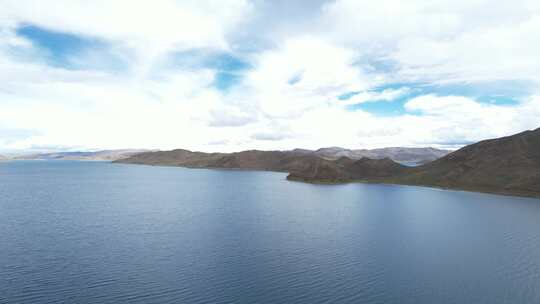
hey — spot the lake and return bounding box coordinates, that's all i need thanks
[1,160,539,303]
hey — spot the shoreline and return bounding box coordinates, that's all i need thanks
[115,161,540,200]
[286,175,540,199]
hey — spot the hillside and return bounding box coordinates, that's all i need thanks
[288,128,540,197]
[116,149,339,173]
[392,128,540,197]
[287,157,408,183]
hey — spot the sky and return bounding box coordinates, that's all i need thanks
[1,0,540,153]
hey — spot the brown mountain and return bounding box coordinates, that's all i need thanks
[287,157,409,183]
[118,146,449,168]
[118,148,410,183]
[116,128,540,198]
[288,128,540,197]
[392,127,540,197]
[116,148,339,173]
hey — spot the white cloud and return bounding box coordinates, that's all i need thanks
[340,88,411,106]
[0,1,539,153]
[207,106,258,127]
[238,37,372,118]
[320,0,540,84]
[394,16,540,83]
[402,94,540,145]
[1,0,253,77]
[2,0,252,48]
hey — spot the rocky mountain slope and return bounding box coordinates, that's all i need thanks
[287,157,409,183]
[392,128,540,197]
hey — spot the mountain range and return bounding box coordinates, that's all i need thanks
[12,149,150,161]
[117,128,540,198]
[292,147,449,165]
[115,147,449,170]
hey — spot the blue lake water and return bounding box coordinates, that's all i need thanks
[1,160,540,303]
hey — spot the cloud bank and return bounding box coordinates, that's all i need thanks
[0,0,539,152]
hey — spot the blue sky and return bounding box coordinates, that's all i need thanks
[0,0,539,153]
[167,50,251,91]
[17,24,97,65]
[15,24,128,72]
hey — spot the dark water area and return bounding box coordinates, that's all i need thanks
[1,160,540,303]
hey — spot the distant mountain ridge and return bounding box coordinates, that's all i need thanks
[14,149,150,161]
[117,129,540,198]
[115,146,450,169]
[295,147,449,165]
